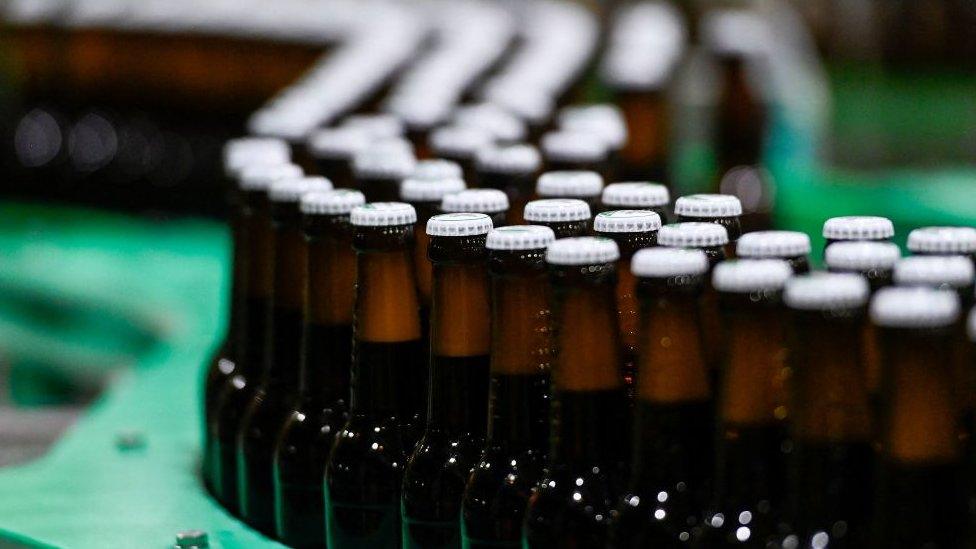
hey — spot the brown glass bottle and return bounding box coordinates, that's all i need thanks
[402,214,494,549]
[535,171,605,218]
[600,182,671,225]
[674,194,743,255]
[441,189,510,229]
[522,199,592,239]
[429,125,495,185]
[524,237,629,548]
[783,274,874,548]
[307,126,372,190]
[325,202,426,548]
[474,144,541,226]
[272,189,363,547]
[236,176,332,535]
[210,162,302,514]
[354,146,417,203]
[821,216,895,253]
[461,225,555,549]
[609,248,714,548]
[540,130,611,180]
[908,226,976,267]
[735,231,811,274]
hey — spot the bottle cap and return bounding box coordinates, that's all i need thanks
[712,259,793,293]
[893,256,975,289]
[486,225,557,251]
[536,171,604,198]
[239,163,304,192]
[412,159,463,181]
[737,231,811,258]
[452,103,527,142]
[426,212,494,237]
[657,222,729,248]
[400,177,465,203]
[870,286,960,328]
[546,237,620,265]
[350,202,418,227]
[631,248,709,278]
[783,273,870,311]
[301,189,366,216]
[822,216,894,241]
[540,131,608,162]
[306,126,373,160]
[594,210,662,233]
[475,144,542,174]
[482,83,555,126]
[441,189,509,214]
[601,182,670,208]
[223,137,291,177]
[429,125,495,159]
[907,226,976,255]
[557,104,628,150]
[674,194,742,218]
[352,147,417,180]
[824,241,901,272]
[523,199,591,223]
[341,113,405,139]
[269,176,334,203]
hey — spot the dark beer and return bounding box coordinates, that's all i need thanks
[402,213,494,548]
[908,226,976,265]
[609,248,714,547]
[524,237,629,547]
[307,126,373,190]
[428,125,495,185]
[325,202,426,548]
[461,225,556,548]
[782,273,874,547]
[353,144,417,203]
[540,130,610,179]
[523,198,592,239]
[674,194,743,255]
[735,230,811,274]
[441,189,510,229]
[535,170,604,215]
[237,176,333,535]
[822,216,894,251]
[600,182,671,223]
[272,189,364,547]
[474,144,541,226]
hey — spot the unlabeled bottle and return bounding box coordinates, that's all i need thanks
[211,162,303,514]
[907,226,976,265]
[593,210,662,397]
[237,176,333,535]
[441,189,510,229]
[609,248,714,548]
[782,273,874,548]
[325,202,426,548]
[540,130,611,179]
[673,194,742,256]
[822,216,894,252]
[524,237,630,547]
[353,145,417,203]
[474,144,541,226]
[735,230,811,274]
[868,287,969,549]
[696,259,794,547]
[523,198,592,239]
[402,213,494,549]
[429,125,496,185]
[600,181,671,223]
[272,189,364,548]
[535,171,604,215]
[461,225,556,549]
[307,126,373,190]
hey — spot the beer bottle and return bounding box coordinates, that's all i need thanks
[481,83,555,142]
[696,259,794,547]
[593,210,663,396]
[402,213,494,548]
[353,144,417,203]
[535,171,604,215]
[343,113,406,140]
[782,273,874,547]
[474,144,541,226]
[272,189,364,547]
[673,194,742,255]
[540,130,610,179]
[600,181,671,224]
[907,226,976,265]
[822,216,894,252]
[429,125,495,186]
[735,230,811,274]
[211,162,303,514]
[221,137,291,184]
[237,176,333,534]
[307,126,373,190]
[325,202,426,548]
[868,287,969,548]
[461,225,556,549]
[412,159,463,182]
[523,199,592,239]
[609,248,714,548]
[893,255,975,308]
[441,189,510,229]
[524,237,629,547]
[557,104,628,181]
[452,103,527,146]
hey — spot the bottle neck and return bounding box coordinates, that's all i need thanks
[226,197,249,360]
[265,208,307,389]
[539,219,590,239]
[410,202,438,307]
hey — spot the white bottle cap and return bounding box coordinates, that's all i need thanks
[350,202,418,227]
[452,103,527,142]
[893,256,975,289]
[601,182,670,208]
[540,131,608,162]
[870,286,960,328]
[239,163,304,192]
[557,104,628,150]
[825,241,901,272]
[658,222,729,248]
[412,159,463,181]
[400,177,465,203]
[429,125,496,159]
[269,176,334,203]
[475,144,542,174]
[301,189,366,216]
[822,216,894,241]
[536,171,604,198]
[712,259,793,293]
[783,273,870,311]
[352,147,417,180]
[594,210,662,233]
[341,113,405,139]
[426,213,494,237]
[441,189,510,214]
[486,225,556,251]
[306,126,373,160]
[631,248,709,278]
[223,137,291,177]
[907,227,976,255]
[737,231,811,258]
[674,194,743,218]
[523,199,592,223]
[545,237,620,265]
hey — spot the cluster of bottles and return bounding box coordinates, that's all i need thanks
[202,112,976,548]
